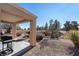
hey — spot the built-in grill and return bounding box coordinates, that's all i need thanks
[0,35,13,56]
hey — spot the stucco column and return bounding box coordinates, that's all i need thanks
[11,23,16,38]
[30,19,36,46]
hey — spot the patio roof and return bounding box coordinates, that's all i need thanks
[0,3,37,46]
[0,3,37,23]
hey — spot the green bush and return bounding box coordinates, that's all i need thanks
[64,30,79,47]
[51,29,61,39]
[64,32,70,40]
[69,30,79,47]
[64,30,79,40]
[69,30,79,41]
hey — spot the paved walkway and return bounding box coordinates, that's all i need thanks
[23,38,79,56]
[0,41,30,56]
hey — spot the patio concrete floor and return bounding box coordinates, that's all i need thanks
[0,41,30,56]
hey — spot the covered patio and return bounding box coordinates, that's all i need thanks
[0,3,37,46]
[0,3,37,56]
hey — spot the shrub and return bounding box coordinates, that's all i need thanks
[36,35,43,42]
[70,30,79,41]
[6,27,11,34]
[64,30,79,46]
[64,30,79,40]
[16,33,21,36]
[69,30,79,46]
[26,31,30,35]
[43,30,51,36]
[51,29,61,39]
[64,32,71,40]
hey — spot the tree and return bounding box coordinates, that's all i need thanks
[0,23,11,29]
[44,22,48,30]
[71,21,78,30]
[0,23,12,33]
[64,21,71,31]
[3,23,12,34]
[37,25,45,31]
[24,28,26,30]
[37,25,40,30]
[53,20,60,30]
[49,19,53,31]
[51,20,61,39]
[64,21,79,31]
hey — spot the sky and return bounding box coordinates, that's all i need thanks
[18,3,79,29]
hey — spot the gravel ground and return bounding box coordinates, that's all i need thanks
[23,38,79,56]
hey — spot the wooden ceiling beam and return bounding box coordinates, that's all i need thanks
[0,20,14,24]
